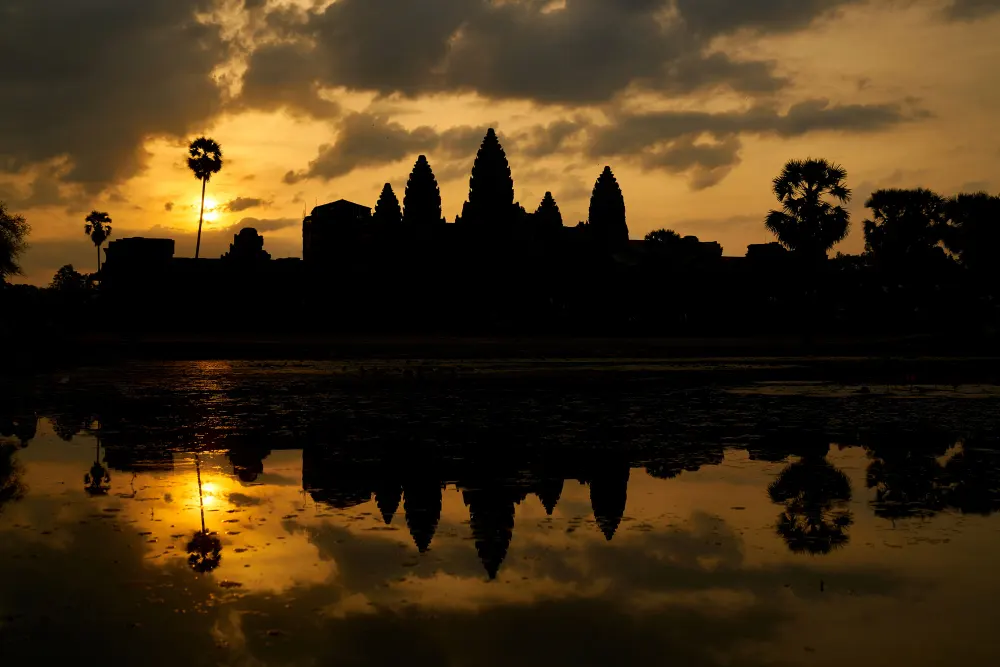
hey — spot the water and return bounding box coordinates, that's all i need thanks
[2,360,1000,666]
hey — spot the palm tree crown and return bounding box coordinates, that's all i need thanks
[84,211,112,273]
[187,137,223,183]
[765,158,851,260]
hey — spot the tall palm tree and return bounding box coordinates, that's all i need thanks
[187,137,223,259]
[84,211,112,274]
[765,159,851,261]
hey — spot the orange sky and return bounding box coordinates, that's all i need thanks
[2,0,999,284]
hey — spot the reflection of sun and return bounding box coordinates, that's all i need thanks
[201,197,219,223]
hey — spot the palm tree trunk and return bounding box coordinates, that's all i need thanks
[96,243,101,274]
[195,178,207,260]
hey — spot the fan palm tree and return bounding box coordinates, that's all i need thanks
[187,137,223,259]
[765,159,851,261]
[84,211,112,274]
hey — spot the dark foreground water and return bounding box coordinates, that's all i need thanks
[3,360,1000,666]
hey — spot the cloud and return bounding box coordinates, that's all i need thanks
[237,41,341,120]
[238,0,793,111]
[0,0,227,193]
[584,99,927,186]
[945,0,1000,19]
[675,0,863,36]
[224,217,299,234]
[222,197,270,213]
[284,113,490,183]
[164,202,174,212]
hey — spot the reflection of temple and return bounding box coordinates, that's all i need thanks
[585,463,630,541]
[462,485,522,580]
[403,480,443,553]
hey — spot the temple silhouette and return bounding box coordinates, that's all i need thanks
[92,127,817,337]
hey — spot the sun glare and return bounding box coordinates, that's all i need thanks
[200,197,220,223]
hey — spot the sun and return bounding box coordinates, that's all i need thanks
[201,197,220,223]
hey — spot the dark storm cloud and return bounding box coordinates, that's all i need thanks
[945,0,1000,18]
[239,0,790,107]
[587,99,920,157]
[237,42,341,119]
[0,0,227,192]
[583,98,924,187]
[284,113,490,183]
[674,0,862,35]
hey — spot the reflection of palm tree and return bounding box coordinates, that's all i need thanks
[187,454,222,573]
[943,444,1000,516]
[0,444,27,513]
[768,452,853,555]
[83,435,111,496]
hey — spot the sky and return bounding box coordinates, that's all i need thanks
[1,0,999,284]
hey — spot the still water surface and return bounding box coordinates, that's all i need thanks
[2,361,1000,666]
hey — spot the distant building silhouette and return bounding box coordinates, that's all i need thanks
[462,128,516,228]
[589,167,629,246]
[303,199,372,263]
[747,242,789,262]
[534,192,563,233]
[403,156,443,227]
[223,228,271,262]
[104,237,175,269]
[372,183,403,227]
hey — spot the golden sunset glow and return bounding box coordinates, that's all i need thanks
[1,1,998,284]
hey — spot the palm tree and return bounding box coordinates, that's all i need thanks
[0,443,27,514]
[765,159,851,261]
[84,211,112,274]
[187,137,223,259]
